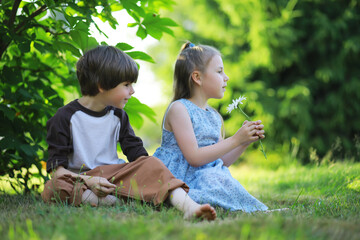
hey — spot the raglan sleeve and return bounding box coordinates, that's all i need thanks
[46,108,73,173]
[118,109,148,162]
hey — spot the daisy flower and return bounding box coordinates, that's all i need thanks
[227,95,268,160]
[226,96,246,114]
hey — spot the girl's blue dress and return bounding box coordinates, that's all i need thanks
[153,99,268,212]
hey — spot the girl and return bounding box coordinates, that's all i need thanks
[153,42,268,212]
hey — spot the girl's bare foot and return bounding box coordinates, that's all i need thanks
[184,203,217,221]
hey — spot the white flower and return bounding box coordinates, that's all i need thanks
[226,96,247,114]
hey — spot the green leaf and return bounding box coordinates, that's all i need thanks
[115,42,134,51]
[121,0,146,17]
[18,41,31,53]
[19,144,37,157]
[0,104,16,121]
[136,25,147,39]
[74,21,90,32]
[142,14,176,39]
[44,0,56,7]
[8,154,22,161]
[18,88,33,101]
[63,14,79,29]
[0,136,18,150]
[93,21,109,39]
[125,110,144,129]
[124,97,157,125]
[110,3,124,12]
[128,11,141,23]
[159,17,178,27]
[34,9,48,21]
[70,30,86,49]
[34,28,52,44]
[54,41,81,57]
[126,51,155,63]
[70,26,99,53]
[128,22,138,28]
[146,26,163,40]
[2,66,22,84]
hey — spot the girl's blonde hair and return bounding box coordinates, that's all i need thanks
[167,42,225,138]
[172,41,221,102]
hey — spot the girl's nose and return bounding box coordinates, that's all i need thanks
[130,85,135,95]
[224,74,229,82]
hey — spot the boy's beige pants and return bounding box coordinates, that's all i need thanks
[41,156,188,206]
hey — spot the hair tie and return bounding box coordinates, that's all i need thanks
[189,43,195,48]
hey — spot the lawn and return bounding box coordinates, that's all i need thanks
[1,162,359,240]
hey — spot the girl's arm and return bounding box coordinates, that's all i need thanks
[220,120,265,167]
[166,102,260,167]
[220,144,249,167]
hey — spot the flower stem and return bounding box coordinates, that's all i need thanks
[238,106,267,160]
[238,106,251,121]
[259,139,268,160]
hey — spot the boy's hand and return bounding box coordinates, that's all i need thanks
[84,176,116,197]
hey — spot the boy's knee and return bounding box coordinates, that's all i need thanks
[141,156,166,169]
[41,178,59,203]
[41,174,85,205]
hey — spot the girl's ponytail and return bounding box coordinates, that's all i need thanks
[180,41,195,52]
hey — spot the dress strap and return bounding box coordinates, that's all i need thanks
[162,101,177,130]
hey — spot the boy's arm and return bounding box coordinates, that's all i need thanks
[116,109,148,162]
[52,166,115,197]
[47,107,115,197]
[46,107,72,173]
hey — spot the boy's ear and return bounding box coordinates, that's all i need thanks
[191,71,202,86]
[98,85,105,93]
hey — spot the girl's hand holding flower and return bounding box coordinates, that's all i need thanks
[228,96,268,160]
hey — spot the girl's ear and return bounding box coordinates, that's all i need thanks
[191,71,202,86]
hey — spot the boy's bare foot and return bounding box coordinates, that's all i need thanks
[99,194,121,206]
[184,203,217,221]
[82,189,120,207]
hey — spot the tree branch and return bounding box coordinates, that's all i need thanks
[15,5,48,34]
[8,0,21,28]
[0,42,11,60]
[0,0,21,59]
[31,23,69,36]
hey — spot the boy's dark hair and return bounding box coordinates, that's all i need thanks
[76,46,138,96]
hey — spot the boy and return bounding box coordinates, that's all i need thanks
[41,46,216,221]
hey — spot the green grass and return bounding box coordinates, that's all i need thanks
[1,162,359,240]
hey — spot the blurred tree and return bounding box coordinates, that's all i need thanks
[149,0,360,163]
[0,0,177,193]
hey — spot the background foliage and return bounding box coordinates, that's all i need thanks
[149,0,360,164]
[1,0,360,193]
[0,0,176,193]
